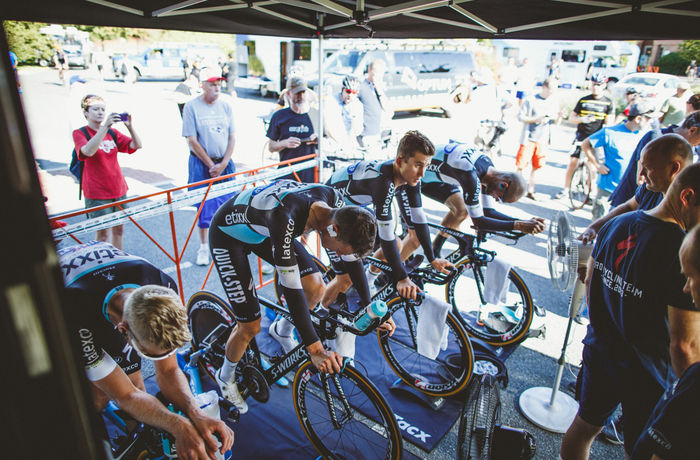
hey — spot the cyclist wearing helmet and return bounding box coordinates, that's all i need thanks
[324,75,363,152]
[555,73,615,199]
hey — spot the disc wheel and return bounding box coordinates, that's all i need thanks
[293,361,403,460]
[379,296,473,397]
[447,262,534,346]
[186,291,235,378]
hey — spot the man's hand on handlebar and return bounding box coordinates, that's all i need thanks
[377,317,397,336]
[514,218,546,234]
[307,341,343,374]
[578,227,597,245]
[397,277,421,301]
[430,258,454,274]
[173,418,217,460]
[189,410,234,458]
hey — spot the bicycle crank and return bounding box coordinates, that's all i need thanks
[241,364,270,403]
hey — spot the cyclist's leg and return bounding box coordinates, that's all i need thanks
[422,183,464,257]
[561,144,582,193]
[321,247,352,308]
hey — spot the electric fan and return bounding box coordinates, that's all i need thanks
[457,374,536,460]
[518,211,592,433]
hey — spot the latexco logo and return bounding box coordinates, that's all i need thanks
[394,414,431,443]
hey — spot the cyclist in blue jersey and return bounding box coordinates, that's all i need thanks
[399,141,544,259]
[59,241,234,460]
[323,130,453,307]
[208,180,377,413]
[579,134,695,245]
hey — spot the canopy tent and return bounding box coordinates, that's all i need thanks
[3,0,700,40]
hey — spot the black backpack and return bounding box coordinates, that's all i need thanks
[70,127,117,199]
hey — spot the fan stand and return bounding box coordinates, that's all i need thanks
[518,280,585,433]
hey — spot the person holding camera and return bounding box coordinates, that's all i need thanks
[515,78,561,200]
[72,94,142,249]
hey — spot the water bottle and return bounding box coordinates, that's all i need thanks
[354,300,388,331]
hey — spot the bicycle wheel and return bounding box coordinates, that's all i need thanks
[447,262,534,346]
[569,163,591,210]
[186,291,235,377]
[379,296,473,397]
[293,360,403,460]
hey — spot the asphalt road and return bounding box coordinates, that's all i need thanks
[21,66,624,459]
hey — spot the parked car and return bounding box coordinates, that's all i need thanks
[63,44,87,69]
[610,72,681,110]
[313,48,477,115]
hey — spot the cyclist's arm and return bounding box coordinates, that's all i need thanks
[94,367,208,457]
[404,185,436,262]
[270,211,320,346]
[374,183,408,282]
[155,356,234,455]
[343,255,371,306]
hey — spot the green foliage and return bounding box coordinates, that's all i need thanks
[656,52,690,76]
[248,54,265,76]
[3,21,54,64]
[678,40,700,62]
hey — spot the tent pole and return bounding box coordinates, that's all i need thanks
[317,31,325,182]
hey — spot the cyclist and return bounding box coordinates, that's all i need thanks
[401,141,544,260]
[208,180,377,413]
[555,73,615,199]
[323,130,453,307]
[58,241,234,460]
[324,75,363,153]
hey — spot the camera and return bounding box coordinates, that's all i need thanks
[119,112,129,122]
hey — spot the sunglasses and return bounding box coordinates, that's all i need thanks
[343,88,358,94]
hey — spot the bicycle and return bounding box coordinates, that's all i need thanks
[274,255,475,398]
[474,119,507,158]
[105,345,240,459]
[186,290,403,460]
[420,223,537,347]
[568,142,594,210]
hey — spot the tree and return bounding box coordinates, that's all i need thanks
[678,40,700,62]
[3,21,54,64]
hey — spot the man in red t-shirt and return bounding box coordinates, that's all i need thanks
[72,94,142,249]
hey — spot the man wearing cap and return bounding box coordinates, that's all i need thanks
[267,76,317,183]
[660,81,691,128]
[182,66,237,266]
[581,101,655,219]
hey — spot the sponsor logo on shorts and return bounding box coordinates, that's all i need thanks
[212,248,247,304]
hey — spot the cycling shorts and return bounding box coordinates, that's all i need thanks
[570,144,583,159]
[209,231,320,323]
[577,344,664,454]
[422,182,461,204]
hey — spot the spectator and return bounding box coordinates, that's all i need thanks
[630,225,700,460]
[358,59,393,158]
[611,111,700,208]
[53,46,68,84]
[225,52,236,95]
[686,59,697,83]
[555,73,615,199]
[498,57,518,96]
[267,76,317,183]
[515,57,536,107]
[686,93,700,114]
[515,79,560,200]
[72,94,142,249]
[9,50,20,92]
[560,161,700,460]
[324,75,363,154]
[614,87,640,124]
[660,81,691,127]
[581,101,655,219]
[182,66,237,266]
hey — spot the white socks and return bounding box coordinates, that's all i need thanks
[220,356,238,383]
[366,267,380,283]
[275,317,295,337]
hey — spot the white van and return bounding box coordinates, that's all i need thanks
[319,47,477,114]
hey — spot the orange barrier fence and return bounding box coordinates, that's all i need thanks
[636,66,659,73]
[49,155,320,304]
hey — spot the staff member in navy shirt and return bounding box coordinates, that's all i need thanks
[560,161,700,460]
[267,76,317,183]
[631,226,700,460]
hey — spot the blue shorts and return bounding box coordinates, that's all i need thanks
[577,344,665,454]
[188,154,235,229]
